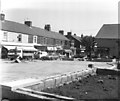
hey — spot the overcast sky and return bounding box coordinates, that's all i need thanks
[0,0,119,36]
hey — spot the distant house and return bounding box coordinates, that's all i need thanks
[0,13,69,58]
[65,32,81,55]
[95,24,120,58]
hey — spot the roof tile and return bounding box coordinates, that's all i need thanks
[96,24,120,39]
[1,20,69,41]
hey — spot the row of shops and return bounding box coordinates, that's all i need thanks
[0,13,75,59]
[0,41,74,59]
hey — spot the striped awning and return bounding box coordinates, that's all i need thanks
[64,49,72,53]
[3,45,37,51]
[17,46,37,51]
[3,46,16,50]
[47,46,57,51]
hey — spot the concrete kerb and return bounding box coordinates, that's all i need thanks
[25,68,96,91]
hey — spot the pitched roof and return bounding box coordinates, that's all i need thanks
[1,20,69,41]
[71,35,81,42]
[96,24,120,39]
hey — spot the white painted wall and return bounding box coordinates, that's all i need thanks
[8,32,18,42]
[22,34,28,43]
[0,30,4,43]
[2,31,29,43]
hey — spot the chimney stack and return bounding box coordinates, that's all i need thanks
[67,32,72,36]
[44,24,51,31]
[24,21,32,27]
[74,33,76,36]
[81,34,83,38]
[59,30,64,35]
[0,13,5,21]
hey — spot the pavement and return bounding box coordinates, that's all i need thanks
[0,59,111,83]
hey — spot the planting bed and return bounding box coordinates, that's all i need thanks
[42,74,119,100]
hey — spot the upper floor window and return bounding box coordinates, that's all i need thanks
[17,34,22,42]
[65,40,68,45]
[3,31,8,41]
[33,35,37,43]
[43,37,48,44]
[61,41,63,45]
[45,38,48,44]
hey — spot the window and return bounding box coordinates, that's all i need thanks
[56,40,59,45]
[17,34,22,42]
[61,41,63,45]
[43,37,46,44]
[65,41,68,45]
[53,39,56,45]
[33,36,37,43]
[3,31,8,41]
[43,37,47,44]
[45,38,48,44]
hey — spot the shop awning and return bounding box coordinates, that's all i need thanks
[3,46,16,50]
[47,47,57,51]
[64,49,72,53]
[56,46,63,50]
[17,46,37,51]
[3,45,37,51]
[34,45,47,51]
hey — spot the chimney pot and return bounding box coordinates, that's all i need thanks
[44,24,51,31]
[74,33,76,36]
[67,32,72,36]
[81,34,83,38]
[0,13,5,21]
[24,21,32,27]
[59,30,64,35]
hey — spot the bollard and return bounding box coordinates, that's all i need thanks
[54,76,62,87]
[71,73,77,81]
[66,74,72,83]
[61,75,67,84]
[76,71,83,78]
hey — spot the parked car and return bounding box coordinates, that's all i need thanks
[59,54,66,60]
[72,54,85,58]
[41,53,59,60]
[39,51,48,58]
[47,53,59,60]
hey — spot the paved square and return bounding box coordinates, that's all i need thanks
[0,60,110,83]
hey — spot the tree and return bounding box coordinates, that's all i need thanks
[81,35,95,60]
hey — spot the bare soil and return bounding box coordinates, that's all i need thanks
[42,74,119,100]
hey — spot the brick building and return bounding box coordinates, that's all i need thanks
[0,13,69,58]
[65,32,81,55]
[95,24,120,58]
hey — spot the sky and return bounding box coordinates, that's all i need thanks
[0,0,119,36]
